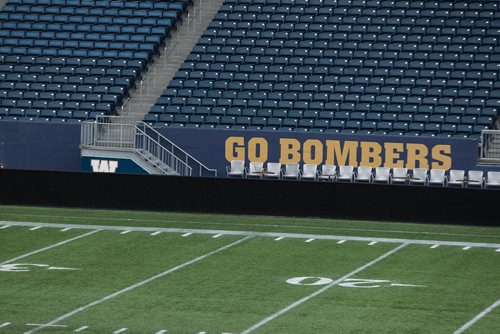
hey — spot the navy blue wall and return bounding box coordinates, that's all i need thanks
[0,121,81,171]
[0,121,485,175]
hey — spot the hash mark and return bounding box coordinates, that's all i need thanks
[337,240,346,244]
[61,228,72,232]
[274,237,284,241]
[113,328,128,334]
[496,248,500,252]
[155,330,167,334]
[368,241,377,246]
[151,231,161,236]
[74,326,89,332]
[120,230,131,235]
[431,245,440,249]
[182,233,192,237]
[212,234,222,238]
[0,322,11,329]
[29,226,42,231]
[0,225,10,229]
[305,238,315,243]
[462,246,471,251]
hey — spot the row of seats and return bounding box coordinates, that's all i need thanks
[226,160,500,189]
[146,0,499,137]
[221,1,498,11]
[0,0,187,122]
[5,0,187,10]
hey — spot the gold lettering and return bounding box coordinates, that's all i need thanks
[431,145,452,170]
[360,142,383,167]
[303,139,323,165]
[384,143,405,168]
[279,138,301,163]
[225,137,245,161]
[248,137,268,162]
[406,143,429,169]
[325,140,358,166]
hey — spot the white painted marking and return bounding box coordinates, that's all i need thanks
[1,230,99,265]
[212,234,222,238]
[4,215,500,240]
[0,322,11,329]
[390,283,426,288]
[61,228,72,232]
[286,276,333,286]
[197,332,206,334]
[496,248,500,252]
[74,326,89,332]
[305,238,315,243]
[241,243,408,334]
[25,236,252,334]
[1,221,500,250]
[155,330,167,334]
[368,241,377,246]
[274,237,284,241]
[26,323,67,328]
[120,230,131,235]
[462,246,471,251]
[182,232,192,237]
[337,240,346,244]
[29,226,41,231]
[113,328,128,334]
[151,231,161,236]
[0,263,79,272]
[431,245,440,249]
[453,298,500,334]
[0,225,10,229]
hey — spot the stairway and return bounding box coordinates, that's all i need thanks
[119,0,226,121]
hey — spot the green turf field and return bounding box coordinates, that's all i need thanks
[0,205,499,334]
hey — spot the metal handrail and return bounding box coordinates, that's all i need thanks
[134,125,192,176]
[480,129,500,161]
[138,121,218,177]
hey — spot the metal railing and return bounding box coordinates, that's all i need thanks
[480,129,500,161]
[81,116,135,150]
[137,121,218,177]
[81,117,217,177]
[135,125,192,176]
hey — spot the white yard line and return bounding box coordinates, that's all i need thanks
[453,298,500,334]
[241,243,409,333]
[24,236,252,334]
[74,326,89,332]
[0,322,11,329]
[1,230,99,265]
[1,221,500,249]
[3,213,499,240]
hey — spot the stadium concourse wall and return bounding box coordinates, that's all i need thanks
[0,168,499,225]
[0,121,486,174]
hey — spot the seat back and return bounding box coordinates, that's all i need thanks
[467,170,483,184]
[374,167,391,181]
[321,164,336,177]
[230,160,245,174]
[303,164,318,178]
[356,166,372,180]
[449,169,465,183]
[266,162,281,175]
[429,169,446,184]
[392,167,408,179]
[412,168,428,182]
[285,163,300,177]
[487,171,500,186]
[249,161,263,173]
[338,165,354,179]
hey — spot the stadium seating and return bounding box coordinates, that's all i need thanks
[146,0,500,138]
[0,0,188,122]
